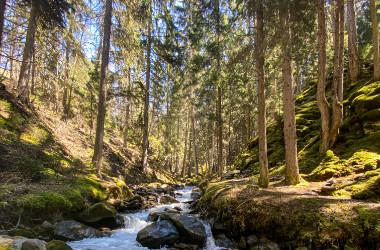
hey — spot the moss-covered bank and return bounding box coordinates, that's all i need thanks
[197,179,380,249]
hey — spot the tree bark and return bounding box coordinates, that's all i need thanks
[216,0,223,176]
[347,0,359,82]
[255,5,269,188]
[142,1,152,171]
[281,7,300,185]
[123,68,131,148]
[317,0,330,154]
[17,1,38,104]
[0,0,6,50]
[181,110,189,178]
[191,112,199,175]
[329,0,344,148]
[93,0,113,176]
[370,0,380,80]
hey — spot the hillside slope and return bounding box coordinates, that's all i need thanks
[0,82,176,229]
[195,70,380,249]
[234,69,380,200]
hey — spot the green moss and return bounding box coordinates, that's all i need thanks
[20,125,49,145]
[8,228,37,238]
[46,240,73,250]
[9,176,107,219]
[351,174,380,200]
[362,108,380,121]
[353,93,380,113]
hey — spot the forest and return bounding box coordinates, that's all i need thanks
[0,0,379,249]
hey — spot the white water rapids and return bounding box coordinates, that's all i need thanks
[68,186,221,250]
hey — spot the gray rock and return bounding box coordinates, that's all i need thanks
[147,211,163,222]
[2,236,47,250]
[160,195,179,204]
[41,221,54,230]
[172,242,198,250]
[122,195,145,210]
[246,234,259,246]
[54,220,102,241]
[21,239,47,250]
[249,238,280,250]
[214,234,234,248]
[190,188,202,200]
[160,213,206,247]
[136,220,179,248]
[173,206,183,212]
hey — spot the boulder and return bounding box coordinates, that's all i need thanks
[190,188,202,200]
[136,220,179,249]
[160,213,206,246]
[249,238,280,250]
[78,202,122,229]
[54,220,102,241]
[147,211,163,222]
[46,240,73,250]
[121,195,145,210]
[246,234,259,246]
[0,235,47,250]
[160,195,179,204]
[0,235,18,249]
[164,208,181,214]
[214,233,235,248]
[172,242,198,250]
[20,239,47,250]
[80,202,116,223]
[148,209,180,222]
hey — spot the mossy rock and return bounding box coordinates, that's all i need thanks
[46,240,73,250]
[353,93,380,113]
[79,202,116,223]
[7,228,37,238]
[362,108,380,121]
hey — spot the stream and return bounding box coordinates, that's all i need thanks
[68,186,220,250]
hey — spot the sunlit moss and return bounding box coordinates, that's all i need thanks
[20,125,49,145]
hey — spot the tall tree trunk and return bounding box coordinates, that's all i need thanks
[216,0,223,176]
[17,2,38,104]
[63,26,72,120]
[281,7,300,185]
[174,116,180,174]
[142,1,152,171]
[187,117,193,178]
[255,5,269,188]
[0,0,6,50]
[93,0,113,176]
[329,0,344,147]
[317,0,330,154]
[370,0,380,80]
[123,68,131,148]
[191,112,199,175]
[30,49,36,95]
[347,0,359,82]
[181,110,189,178]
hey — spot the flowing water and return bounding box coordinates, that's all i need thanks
[68,186,220,250]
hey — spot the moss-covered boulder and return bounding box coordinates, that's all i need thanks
[77,202,123,229]
[79,202,116,223]
[46,240,72,250]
